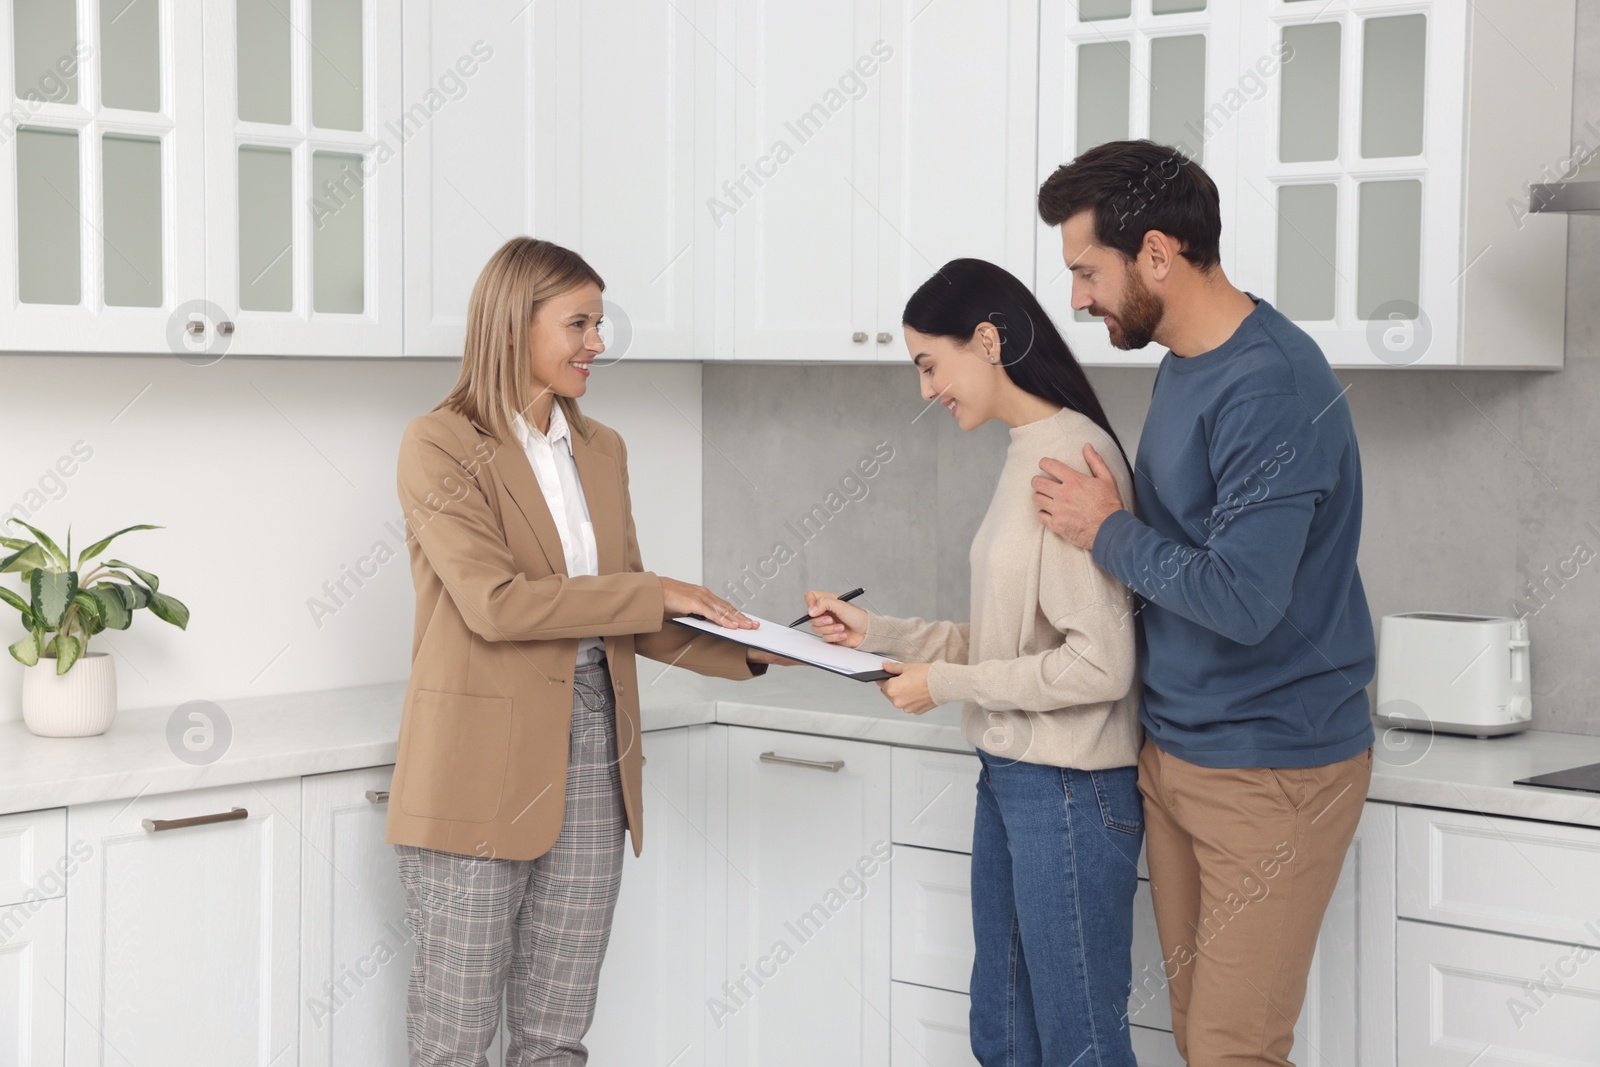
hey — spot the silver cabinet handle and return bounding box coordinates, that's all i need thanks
[185,319,205,336]
[852,331,868,343]
[142,806,247,833]
[760,751,844,773]
[365,790,389,804]
[876,331,892,344]
[218,321,236,336]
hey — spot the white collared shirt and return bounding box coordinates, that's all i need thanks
[511,404,605,666]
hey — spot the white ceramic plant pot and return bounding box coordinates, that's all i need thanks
[21,651,118,737]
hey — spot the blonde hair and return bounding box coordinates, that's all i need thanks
[438,237,603,442]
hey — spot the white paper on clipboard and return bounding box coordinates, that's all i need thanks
[669,613,899,681]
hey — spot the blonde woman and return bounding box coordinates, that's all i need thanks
[388,237,780,1065]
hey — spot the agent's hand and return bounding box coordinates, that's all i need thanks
[660,577,758,629]
[747,648,803,667]
[876,661,935,715]
[804,590,868,647]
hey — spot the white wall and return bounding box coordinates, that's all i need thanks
[0,355,704,724]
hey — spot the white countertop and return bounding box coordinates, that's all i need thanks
[3,666,1599,830]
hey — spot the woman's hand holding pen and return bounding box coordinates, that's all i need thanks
[659,577,759,629]
[803,590,869,647]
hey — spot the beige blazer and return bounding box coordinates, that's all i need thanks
[385,406,760,862]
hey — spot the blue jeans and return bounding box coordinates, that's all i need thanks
[969,751,1144,1067]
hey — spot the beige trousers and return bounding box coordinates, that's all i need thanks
[1135,737,1373,1066]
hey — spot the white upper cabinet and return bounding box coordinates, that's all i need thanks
[549,0,707,362]
[204,0,403,356]
[721,0,1039,362]
[400,0,554,357]
[1038,0,1576,368]
[875,0,1040,356]
[401,0,706,359]
[722,0,881,362]
[1234,0,1574,368]
[0,0,204,352]
[1037,0,1243,367]
[0,0,1579,366]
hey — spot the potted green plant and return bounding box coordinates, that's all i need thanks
[1,520,190,737]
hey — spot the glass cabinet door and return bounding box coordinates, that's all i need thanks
[1035,0,1242,364]
[0,0,204,352]
[1236,0,1467,366]
[202,0,400,356]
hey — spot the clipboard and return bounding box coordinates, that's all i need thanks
[669,613,897,682]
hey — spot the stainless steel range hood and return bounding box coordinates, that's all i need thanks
[1529,182,1600,214]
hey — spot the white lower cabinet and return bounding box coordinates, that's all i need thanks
[299,765,408,1067]
[886,769,1397,1066]
[589,726,714,1065]
[1126,881,1171,1034]
[0,895,65,1067]
[1393,805,1600,1065]
[33,725,1600,1067]
[1398,921,1600,1065]
[0,807,68,1067]
[722,727,893,1067]
[890,982,977,1067]
[65,778,302,1066]
[1296,800,1398,1067]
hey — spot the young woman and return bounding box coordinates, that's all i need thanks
[388,236,784,1065]
[806,258,1145,1067]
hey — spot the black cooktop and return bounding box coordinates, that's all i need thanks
[1514,761,1600,794]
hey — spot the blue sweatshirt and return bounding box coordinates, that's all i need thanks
[1091,296,1376,769]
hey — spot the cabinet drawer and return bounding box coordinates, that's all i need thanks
[1397,806,1600,946]
[0,808,67,907]
[892,748,979,853]
[1397,920,1600,1065]
[891,845,974,993]
[890,982,978,1067]
[889,843,1171,1033]
[889,982,1180,1067]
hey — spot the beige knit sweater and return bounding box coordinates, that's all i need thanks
[863,408,1142,769]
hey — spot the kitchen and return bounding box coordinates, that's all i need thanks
[1,0,1598,1064]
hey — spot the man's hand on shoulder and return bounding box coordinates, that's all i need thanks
[1032,443,1126,550]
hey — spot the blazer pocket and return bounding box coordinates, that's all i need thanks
[399,689,512,823]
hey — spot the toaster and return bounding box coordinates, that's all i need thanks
[1374,612,1531,738]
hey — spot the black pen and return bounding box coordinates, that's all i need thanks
[789,587,865,628]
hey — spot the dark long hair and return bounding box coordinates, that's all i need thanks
[902,258,1129,469]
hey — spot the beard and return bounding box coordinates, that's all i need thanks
[1092,269,1164,350]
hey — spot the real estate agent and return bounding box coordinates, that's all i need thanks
[388,236,780,1065]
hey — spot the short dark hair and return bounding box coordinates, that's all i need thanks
[1038,139,1222,270]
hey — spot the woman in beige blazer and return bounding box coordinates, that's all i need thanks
[388,237,780,1065]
